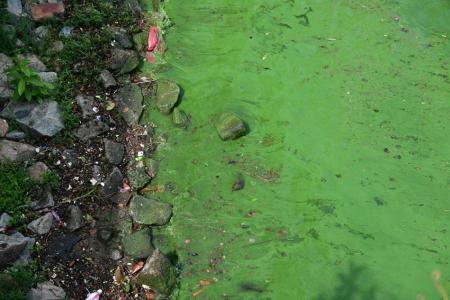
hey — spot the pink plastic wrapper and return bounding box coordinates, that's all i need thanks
[147,26,160,52]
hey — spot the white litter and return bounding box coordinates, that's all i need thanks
[85,289,102,300]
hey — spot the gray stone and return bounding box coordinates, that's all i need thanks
[59,26,73,38]
[66,205,84,232]
[23,54,47,72]
[110,249,122,260]
[30,190,54,210]
[75,94,96,118]
[52,40,64,52]
[132,32,147,52]
[122,228,153,259]
[114,83,143,126]
[0,118,8,137]
[0,100,64,137]
[0,53,13,101]
[0,233,28,268]
[92,164,102,182]
[33,25,49,42]
[112,192,132,206]
[27,162,48,183]
[134,249,177,296]
[97,227,113,243]
[104,139,124,165]
[111,27,133,49]
[27,281,66,300]
[0,213,11,231]
[74,120,109,141]
[144,158,159,178]
[62,149,79,167]
[125,0,142,14]
[127,160,151,190]
[172,107,189,127]
[129,195,172,226]
[155,80,180,114]
[27,212,53,235]
[37,71,57,83]
[7,0,23,16]
[109,48,139,74]
[0,140,35,162]
[12,232,34,266]
[215,112,248,140]
[100,70,117,88]
[101,167,123,197]
[5,130,26,140]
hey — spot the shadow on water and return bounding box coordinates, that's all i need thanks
[317,262,378,300]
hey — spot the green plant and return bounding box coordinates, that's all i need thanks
[7,58,54,102]
[0,162,34,225]
[42,170,59,190]
[0,266,35,300]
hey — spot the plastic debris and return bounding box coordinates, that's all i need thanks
[146,26,160,64]
[85,289,102,300]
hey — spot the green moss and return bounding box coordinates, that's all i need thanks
[0,163,35,226]
[0,266,35,300]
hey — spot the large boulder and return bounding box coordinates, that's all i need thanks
[155,80,180,114]
[129,195,172,226]
[215,112,248,140]
[172,107,189,127]
[134,249,177,296]
[27,281,66,300]
[122,228,154,259]
[0,233,28,268]
[109,49,139,74]
[74,120,109,141]
[0,101,64,137]
[114,83,143,126]
[0,140,35,162]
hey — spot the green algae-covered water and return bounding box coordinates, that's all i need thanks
[142,0,450,299]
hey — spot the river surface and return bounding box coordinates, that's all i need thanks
[142,0,450,299]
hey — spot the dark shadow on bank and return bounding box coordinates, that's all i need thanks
[317,262,378,300]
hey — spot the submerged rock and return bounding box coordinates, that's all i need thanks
[27,281,66,300]
[134,249,177,296]
[109,49,139,74]
[215,112,248,140]
[122,228,153,259]
[129,195,172,226]
[27,212,53,235]
[155,80,180,114]
[172,107,189,127]
[0,100,64,137]
[74,119,109,141]
[114,83,143,126]
[0,139,35,162]
[104,139,125,165]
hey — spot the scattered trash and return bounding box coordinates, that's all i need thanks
[85,289,102,300]
[119,181,131,193]
[146,26,160,63]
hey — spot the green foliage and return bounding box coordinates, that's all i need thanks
[42,170,59,190]
[0,162,34,226]
[0,265,35,300]
[7,58,54,103]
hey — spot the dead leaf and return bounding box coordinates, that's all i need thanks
[114,266,125,284]
[130,261,144,274]
[192,288,204,297]
[199,279,213,286]
[144,290,156,300]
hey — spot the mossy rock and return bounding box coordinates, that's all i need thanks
[155,80,180,114]
[122,227,154,259]
[133,32,147,52]
[129,195,172,226]
[215,112,248,140]
[172,107,189,127]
